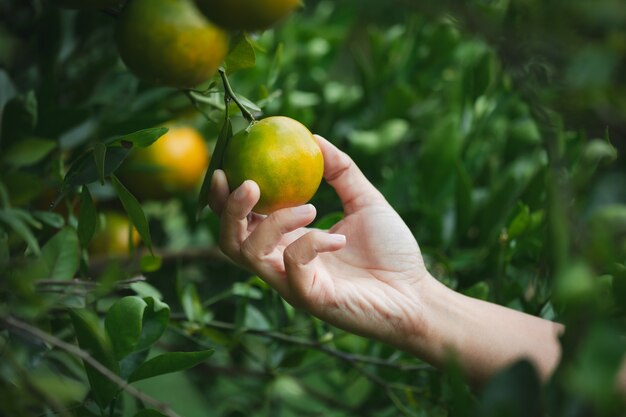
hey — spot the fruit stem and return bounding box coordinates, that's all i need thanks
[218,68,256,123]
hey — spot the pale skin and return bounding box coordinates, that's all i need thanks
[209,134,626,391]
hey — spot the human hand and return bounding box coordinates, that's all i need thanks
[209,135,433,348]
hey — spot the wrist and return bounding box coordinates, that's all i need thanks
[401,274,465,366]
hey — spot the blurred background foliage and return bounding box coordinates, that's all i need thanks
[0,0,625,416]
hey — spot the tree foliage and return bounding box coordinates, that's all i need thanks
[0,0,625,416]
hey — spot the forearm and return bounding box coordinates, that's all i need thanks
[408,276,563,383]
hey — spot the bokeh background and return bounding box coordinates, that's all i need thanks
[1,0,625,416]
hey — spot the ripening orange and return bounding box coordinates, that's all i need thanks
[222,116,323,215]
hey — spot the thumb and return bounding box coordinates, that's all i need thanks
[314,135,386,214]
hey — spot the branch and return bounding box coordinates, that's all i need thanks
[218,68,256,123]
[170,316,433,372]
[88,246,229,275]
[1,316,183,417]
[172,319,429,414]
[34,276,147,296]
[202,319,434,373]
[183,90,220,124]
[36,276,146,288]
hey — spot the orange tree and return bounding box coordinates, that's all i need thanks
[0,0,625,416]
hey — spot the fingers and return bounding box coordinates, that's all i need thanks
[238,204,317,295]
[284,231,346,302]
[208,169,230,215]
[219,180,260,260]
[314,134,386,214]
[241,204,317,261]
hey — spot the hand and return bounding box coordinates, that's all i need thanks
[209,135,432,348]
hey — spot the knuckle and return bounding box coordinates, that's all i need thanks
[283,245,299,266]
[224,195,245,219]
[266,211,287,233]
[218,233,237,259]
[240,239,259,262]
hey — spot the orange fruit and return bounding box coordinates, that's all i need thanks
[222,116,323,215]
[115,0,228,88]
[89,212,140,256]
[194,0,300,31]
[119,126,210,200]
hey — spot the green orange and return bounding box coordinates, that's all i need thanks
[195,0,300,31]
[115,0,228,88]
[89,212,140,256]
[119,126,210,200]
[222,116,323,215]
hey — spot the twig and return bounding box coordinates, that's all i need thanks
[0,316,184,417]
[172,319,428,413]
[36,276,146,288]
[184,90,219,124]
[218,68,256,123]
[199,319,434,373]
[88,247,229,276]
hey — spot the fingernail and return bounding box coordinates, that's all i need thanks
[292,204,313,215]
[210,170,220,189]
[234,184,247,201]
[328,234,346,243]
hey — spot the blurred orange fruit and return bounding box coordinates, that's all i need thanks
[115,0,228,88]
[195,0,300,31]
[119,126,210,200]
[89,212,140,256]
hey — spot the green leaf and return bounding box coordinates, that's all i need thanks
[31,210,65,229]
[105,296,149,360]
[0,209,41,255]
[455,160,473,241]
[480,360,541,417]
[135,297,170,351]
[181,284,204,324]
[111,175,152,252]
[1,91,37,143]
[140,255,162,272]
[565,323,626,406]
[42,227,80,280]
[133,410,168,417]
[106,127,169,148]
[418,116,463,200]
[236,94,262,113]
[478,151,547,243]
[128,350,214,383]
[226,32,256,74]
[77,187,97,248]
[70,309,120,408]
[130,281,163,300]
[0,231,9,266]
[64,147,131,188]
[197,118,232,218]
[347,119,409,154]
[120,349,151,381]
[3,171,43,206]
[2,138,56,167]
[93,142,107,185]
